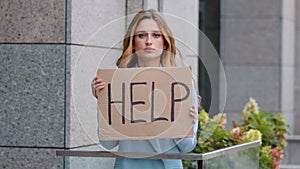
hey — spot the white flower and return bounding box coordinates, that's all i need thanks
[242,97,259,120]
[245,129,262,144]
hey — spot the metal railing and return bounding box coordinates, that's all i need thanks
[56,140,259,160]
[56,141,260,169]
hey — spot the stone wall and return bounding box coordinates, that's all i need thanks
[0,0,66,168]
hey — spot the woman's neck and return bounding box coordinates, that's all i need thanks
[137,59,161,67]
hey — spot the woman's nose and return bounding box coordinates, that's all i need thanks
[146,34,152,45]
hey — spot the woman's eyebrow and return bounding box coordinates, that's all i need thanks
[135,30,161,33]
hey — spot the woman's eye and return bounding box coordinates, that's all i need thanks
[153,33,161,38]
[137,33,145,38]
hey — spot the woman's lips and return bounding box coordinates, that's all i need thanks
[144,47,155,52]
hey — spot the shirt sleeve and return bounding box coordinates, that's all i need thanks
[99,140,119,150]
[174,82,199,152]
[97,110,119,150]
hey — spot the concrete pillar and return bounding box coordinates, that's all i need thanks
[65,0,126,168]
[295,0,300,134]
[163,0,199,83]
[221,0,296,132]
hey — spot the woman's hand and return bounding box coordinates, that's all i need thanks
[189,106,197,124]
[91,76,106,99]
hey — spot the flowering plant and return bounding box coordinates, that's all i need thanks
[183,98,290,169]
[239,98,289,169]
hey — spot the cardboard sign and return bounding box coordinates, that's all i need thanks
[97,67,193,140]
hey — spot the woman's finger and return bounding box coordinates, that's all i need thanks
[189,106,197,124]
[91,76,105,98]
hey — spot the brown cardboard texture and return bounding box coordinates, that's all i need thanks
[97,67,193,140]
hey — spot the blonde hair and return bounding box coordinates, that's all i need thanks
[116,9,182,68]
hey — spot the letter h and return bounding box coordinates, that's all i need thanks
[108,83,125,125]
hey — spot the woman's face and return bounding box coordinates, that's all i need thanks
[133,19,165,67]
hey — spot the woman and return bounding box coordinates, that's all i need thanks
[91,9,199,169]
